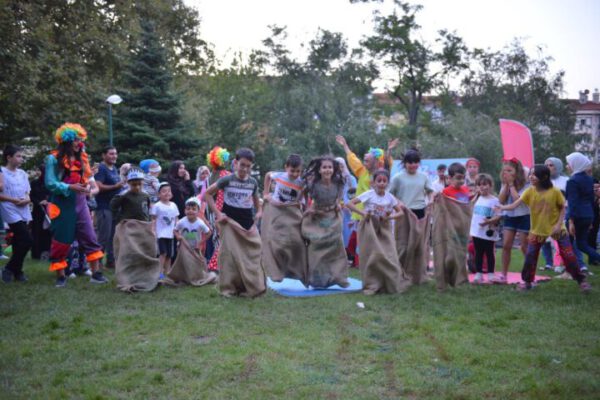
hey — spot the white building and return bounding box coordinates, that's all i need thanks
[571,89,600,161]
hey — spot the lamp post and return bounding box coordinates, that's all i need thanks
[106,95,123,146]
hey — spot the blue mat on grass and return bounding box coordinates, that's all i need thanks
[267,277,362,297]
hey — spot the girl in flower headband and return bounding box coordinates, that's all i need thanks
[45,123,107,287]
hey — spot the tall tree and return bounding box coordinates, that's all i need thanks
[0,0,211,149]
[356,0,468,138]
[461,40,576,162]
[113,18,199,164]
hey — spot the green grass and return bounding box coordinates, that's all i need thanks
[1,251,599,399]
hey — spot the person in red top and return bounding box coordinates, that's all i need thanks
[442,162,472,203]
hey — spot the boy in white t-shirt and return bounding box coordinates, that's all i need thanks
[346,169,405,220]
[150,182,179,275]
[174,197,211,254]
[470,174,502,284]
[263,154,305,205]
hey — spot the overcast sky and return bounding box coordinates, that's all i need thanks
[187,0,599,98]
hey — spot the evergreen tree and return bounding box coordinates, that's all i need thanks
[112,18,199,164]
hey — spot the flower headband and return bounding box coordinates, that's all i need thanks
[54,123,87,144]
[502,157,520,164]
[206,146,230,170]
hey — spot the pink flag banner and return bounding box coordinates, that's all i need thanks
[499,119,535,168]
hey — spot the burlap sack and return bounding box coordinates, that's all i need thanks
[261,202,308,285]
[358,215,410,294]
[164,239,217,287]
[394,206,431,285]
[218,218,266,298]
[113,219,161,292]
[432,195,472,291]
[301,210,349,288]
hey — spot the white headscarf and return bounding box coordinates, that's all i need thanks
[335,157,351,179]
[566,152,592,174]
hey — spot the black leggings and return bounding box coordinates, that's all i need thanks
[6,221,32,276]
[473,236,495,273]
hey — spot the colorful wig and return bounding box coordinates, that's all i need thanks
[369,147,385,166]
[206,146,230,170]
[54,123,87,144]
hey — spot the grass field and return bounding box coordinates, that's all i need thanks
[1,252,599,400]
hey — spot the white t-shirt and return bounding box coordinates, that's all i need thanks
[0,167,32,224]
[150,201,179,239]
[175,217,210,248]
[271,172,304,203]
[431,177,445,193]
[356,189,399,217]
[470,195,501,241]
[552,175,568,193]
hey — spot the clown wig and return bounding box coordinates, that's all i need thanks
[206,146,230,170]
[54,123,87,144]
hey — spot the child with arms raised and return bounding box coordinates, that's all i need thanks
[204,148,266,297]
[497,165,590,292]
[497,158,530,283]
[346,169,409,294]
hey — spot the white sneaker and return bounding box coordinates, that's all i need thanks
[0,254,8,260]
[473,273,483,284]
[84,269,92,276]
[68,273,77,279]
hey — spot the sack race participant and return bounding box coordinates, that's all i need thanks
[45,123,108,287]
[166,197,216,287]
[114,219,161,292]
[166,239,217,287]
[432,194,472,291]
[394,206,431,285]
[204,148,266,298]
[301,156,349,289]
[261,154,308,284]
[346,169,410,295]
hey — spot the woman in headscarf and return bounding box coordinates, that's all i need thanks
[566,152,600,269]
[193,165,210,199]
[167,161,194,218]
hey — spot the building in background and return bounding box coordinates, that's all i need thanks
[571,89,600,161]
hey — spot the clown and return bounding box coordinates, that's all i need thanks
[205,146,231,272]
[45,123,108,287]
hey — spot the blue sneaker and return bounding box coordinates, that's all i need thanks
[55,276,67,288]
[2,268,13,283]
[90,271,108,284]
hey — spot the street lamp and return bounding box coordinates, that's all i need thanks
[106,94,123,146]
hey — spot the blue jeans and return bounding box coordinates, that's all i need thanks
[541,241,553,266]
[573,218,600,264]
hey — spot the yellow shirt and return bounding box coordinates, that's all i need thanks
[520,186,565,237]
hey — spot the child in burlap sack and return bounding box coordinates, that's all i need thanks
[204,148,266,298]
[301,156,350,289]
[346,169,409,294]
